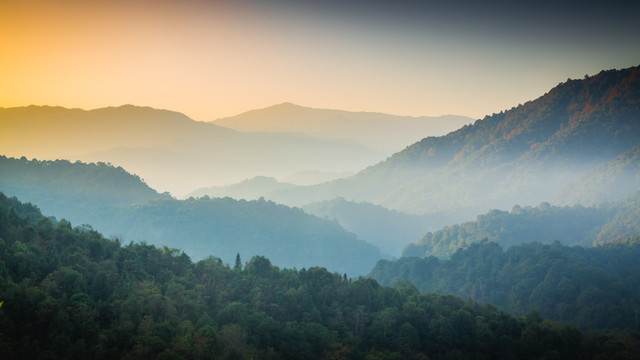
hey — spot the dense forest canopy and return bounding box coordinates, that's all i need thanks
[372,239,640,332]
[2,193,640,359]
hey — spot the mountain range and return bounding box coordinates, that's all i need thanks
[0,104,472,196]
[0,157,381,276]
[263,66,640,223]
[0,105,383,196]
[214,102,473,153]
[1,65,639,275]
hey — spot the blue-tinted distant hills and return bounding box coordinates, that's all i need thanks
[0,157,382,276]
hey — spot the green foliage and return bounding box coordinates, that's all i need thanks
[99,196,381,276]
[0,155,170,222]
[0,157,382,276]
[404,192,640,258]
[1,193,639,359]
[372,240,640,332]
[302,197,433,257]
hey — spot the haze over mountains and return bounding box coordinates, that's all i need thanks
[263,66,640,222]
[0,104,472,197]
[0,105,384,196]
[0,156,382,276]
[2,65,640,358]
[1,66,638,260]
[214,102,473,153]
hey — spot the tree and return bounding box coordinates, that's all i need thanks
[234,253,242,271]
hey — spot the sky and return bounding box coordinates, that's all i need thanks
[2,0,639,122]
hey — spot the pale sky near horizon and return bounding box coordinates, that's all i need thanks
[2,0,639,122]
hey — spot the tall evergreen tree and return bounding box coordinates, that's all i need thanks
[234,252,242,271]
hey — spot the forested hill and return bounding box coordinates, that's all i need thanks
[0,158,382,276]
[0,156,170,221]
[302,197,433,257]
[370,239,640,332]
[93,196,382,276]
[270,65,640,218]
[402,191,640,259]
[1,194,639,359]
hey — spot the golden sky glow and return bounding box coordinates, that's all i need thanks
[2,0,639,121]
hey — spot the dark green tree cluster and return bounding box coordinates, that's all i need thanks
[1,193,640,359]
[373,239,640,332]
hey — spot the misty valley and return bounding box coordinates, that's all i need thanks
[1,66,640,359]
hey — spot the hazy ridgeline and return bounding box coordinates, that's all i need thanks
[1,65,640,358]
[0,157,382,276]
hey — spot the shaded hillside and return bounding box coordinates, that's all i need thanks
[214,102,473,153]
[94,196,382,276]
[371,239,640,332]
[302,197,434,257]
[0,158,381,276]
[556,147,640,206]
[0,156,170,221]
[0,105,383,195]
[402,191,640,259]
[269,66,640,220]
[188,176,297,200]
[1,194,638,359]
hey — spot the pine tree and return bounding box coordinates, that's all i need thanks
[234,253,242,271]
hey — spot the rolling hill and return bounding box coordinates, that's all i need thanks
[0,105,383,196]
[370,238,640,332]
[0,157,382,276]
[214,102,473,153]
[402,191,640,259]
[267,66,640,223]
[3,194,636,359]
[302,197,434,257]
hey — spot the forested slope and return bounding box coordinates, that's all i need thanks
[0,156,170,221]
[403,191,640,259]
[372,239,640,332]
[0,157,382,276]
[269,66,640,220]
[1,193,639,359]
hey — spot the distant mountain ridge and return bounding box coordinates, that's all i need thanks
[0,104,383,196]
[302,197,433,257]
[0,157,382,275]
[188,176,296,200]
[214,102,474,153]
[267,66,640,221]
[0,155,170,221]
[402,190,640,259]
